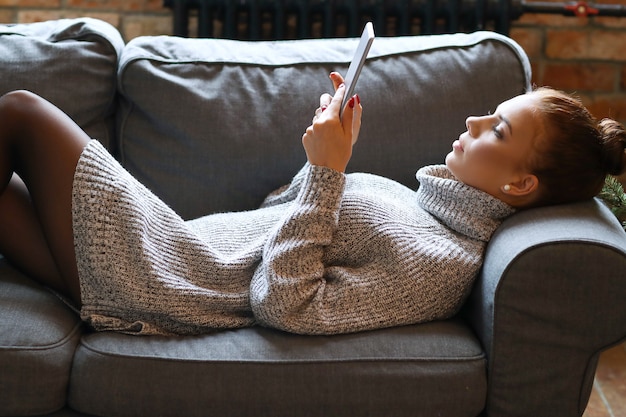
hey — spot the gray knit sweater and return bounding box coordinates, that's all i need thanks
[73,140,515,335]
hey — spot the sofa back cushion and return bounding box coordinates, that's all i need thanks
[118,31,531,219]
[0,18,123,151]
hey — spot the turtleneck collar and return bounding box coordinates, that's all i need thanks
[415,165,516,242]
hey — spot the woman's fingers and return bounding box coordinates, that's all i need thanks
[330,72,345,92]
[312,84,345,123]
[319,93,332,111]
[324,83,346,117]
[313,73,346,120]
[350,95,362,145]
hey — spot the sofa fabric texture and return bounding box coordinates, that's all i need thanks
[69,320,486,417]
[0,18,123,151]
[0,18,624,417]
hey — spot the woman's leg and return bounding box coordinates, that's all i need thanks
[0,90,91,304]
[0,174,65,291]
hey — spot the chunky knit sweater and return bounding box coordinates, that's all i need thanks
[72,140,515,335]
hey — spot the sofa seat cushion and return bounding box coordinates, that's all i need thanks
[0,259,83,416]
[69,319,485,417]
[0,18,124,151]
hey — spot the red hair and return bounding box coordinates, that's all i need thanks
[527,87,626,207]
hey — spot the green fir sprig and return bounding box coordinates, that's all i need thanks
[599,175,626,232]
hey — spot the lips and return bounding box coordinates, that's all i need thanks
[452,139,464,152]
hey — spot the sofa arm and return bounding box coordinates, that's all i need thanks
[465,198,626,417]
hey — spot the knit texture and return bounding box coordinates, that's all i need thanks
[72,140,515,335]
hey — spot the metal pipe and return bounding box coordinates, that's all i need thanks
[521,1,626,17]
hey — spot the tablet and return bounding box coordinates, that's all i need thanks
[340,22,375,118]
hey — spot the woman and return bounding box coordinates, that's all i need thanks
[0,72,624,335]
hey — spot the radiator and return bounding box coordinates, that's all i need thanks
[163,0,626,39]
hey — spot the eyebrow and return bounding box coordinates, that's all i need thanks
[499,115,513,135]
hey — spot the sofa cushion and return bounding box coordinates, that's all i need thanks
[117,31,530,220]
[68,319,485,417]
[0,259,83,416]
[0,18,124,151]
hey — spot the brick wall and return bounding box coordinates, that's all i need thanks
[0,0,172,40]
[1,0,625,128]
[510,0,626,127]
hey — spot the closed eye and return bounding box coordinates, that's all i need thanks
[492,124,504,139]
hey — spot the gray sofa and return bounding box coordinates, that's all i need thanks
[1,18,625,417]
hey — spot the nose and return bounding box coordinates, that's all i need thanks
[466,116,479,137]
[466,114,493,138]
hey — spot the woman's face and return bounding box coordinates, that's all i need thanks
[445,93,543,205]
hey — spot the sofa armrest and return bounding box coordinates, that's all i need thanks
[465,198,626,417]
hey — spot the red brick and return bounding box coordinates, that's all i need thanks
[583,94,626,126]
[18,9,62,23]
[546,29,626,61]
[594,15,626,29]
[67,0,166,12]
[63,10,121,28]
[0,9,14,22]
[542,62,617,92]
[66,0,143,12]
[589,31,626,60]
[510,27,543,60]
[515,12,587,28]
[145,0,167,12]
[546,29,588,59]
[0,0,60,6]
[122,14,172,40]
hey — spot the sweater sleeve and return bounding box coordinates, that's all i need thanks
[250,164,348,333]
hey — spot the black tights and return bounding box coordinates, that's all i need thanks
[0,91,90,305]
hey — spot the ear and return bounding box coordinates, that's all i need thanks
[503,174,539,196]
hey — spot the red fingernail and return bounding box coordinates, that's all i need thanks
[356,94,361,104]
[348,96,355,109]
[321,105,328,112]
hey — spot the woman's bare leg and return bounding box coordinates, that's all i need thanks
[0,90,91,304]
[0,174,65,291]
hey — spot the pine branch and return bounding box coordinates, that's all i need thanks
[599,175,626,232]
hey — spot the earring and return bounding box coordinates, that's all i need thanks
[503,184,511,192]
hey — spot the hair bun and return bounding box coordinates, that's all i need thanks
[599,118,626,176]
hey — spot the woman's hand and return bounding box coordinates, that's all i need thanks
[301,72,362,173]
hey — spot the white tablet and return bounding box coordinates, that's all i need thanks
[340,22,375,118]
